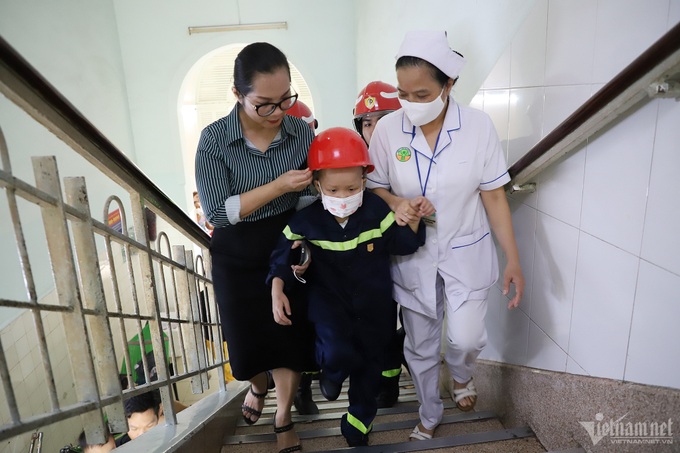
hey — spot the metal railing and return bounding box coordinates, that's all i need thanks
[0,35,225,450]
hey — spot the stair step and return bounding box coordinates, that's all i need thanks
[224,371,546,452]
[308,426,536,453]
[237,401,459,428]
[225,411,497,444]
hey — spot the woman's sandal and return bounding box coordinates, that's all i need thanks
[409,423,434,441]
[241,386,267,425]
[452,378,478,412]
[274,420,302,453]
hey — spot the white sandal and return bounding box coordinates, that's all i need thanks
[409,424,434,441]
[452,378,477,412]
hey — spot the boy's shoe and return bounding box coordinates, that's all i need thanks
[376,374,400,408]
[319,372,342,401]
[340,414,369,447]
[294,373,319,415]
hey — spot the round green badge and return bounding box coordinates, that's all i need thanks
[395,147,411,162]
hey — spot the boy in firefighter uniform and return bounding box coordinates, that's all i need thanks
[267,127,426,447]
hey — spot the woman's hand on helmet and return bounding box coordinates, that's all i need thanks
[276,168,312,193]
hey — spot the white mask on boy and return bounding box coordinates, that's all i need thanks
[318,186,364,218]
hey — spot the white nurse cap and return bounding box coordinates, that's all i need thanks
[395,30,466,79]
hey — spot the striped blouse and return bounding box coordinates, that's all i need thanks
[195,104,315,227]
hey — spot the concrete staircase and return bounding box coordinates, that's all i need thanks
[221,371,557,452]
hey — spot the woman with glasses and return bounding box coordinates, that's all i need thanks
[195,42,316,453]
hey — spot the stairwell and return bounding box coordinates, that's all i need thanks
[221,370,574,452]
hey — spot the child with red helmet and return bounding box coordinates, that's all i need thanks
[286,99,319,132]
[267,127,426,447]
[353,81,401,145]
[354,80,407,409]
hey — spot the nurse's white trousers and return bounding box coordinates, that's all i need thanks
[402,274,487,430]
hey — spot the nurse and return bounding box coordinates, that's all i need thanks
[367,30,524,440]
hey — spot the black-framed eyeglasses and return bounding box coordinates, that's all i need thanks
[245,92,298,117]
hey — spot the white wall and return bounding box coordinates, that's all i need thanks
[354,0,538,106]
[111,0,357,205]
[0,0,136,158]
[475,0,680,390]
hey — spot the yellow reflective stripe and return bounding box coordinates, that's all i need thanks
[381,368,402,378]
[346,412,372,434]
[307,212,395,252]
[283,225,305,241]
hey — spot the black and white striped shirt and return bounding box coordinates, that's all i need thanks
[195,104,315,227]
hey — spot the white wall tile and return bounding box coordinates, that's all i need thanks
[483,89,510,159]
[468,92,484,111]
[545,0,597,86]
[641,98,680,275]
[537,144,586,228]
[625,262,680,389]
[507,87,545,166]
[530,213,579,350]
[542,85,593,137]
[14,333,29,361]
[491,291,530,366]
[507,199,537,315]
[510,0,548,88]
[482,45,511,89]
[569,233,639,380]
[670,0,680,29]
[479,286,503,362]
[4,343,18,371]
[566,357,589,376]
[527,320,567,372]
[581,100,656,255]
[593,0,671,83]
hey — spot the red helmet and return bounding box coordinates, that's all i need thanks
[286,100,318,131]
[353,81,401,133]
[308,127,374,173]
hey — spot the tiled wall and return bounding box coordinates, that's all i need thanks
[0,308,82,453]
[475,0,680,390]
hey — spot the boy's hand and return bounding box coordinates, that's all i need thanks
[394,198,416,226]
[290,240,311,276]
[271,278,293,325]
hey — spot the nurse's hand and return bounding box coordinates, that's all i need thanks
[410,196,435,217]
[503,261,524,309]
[276,168,312,193]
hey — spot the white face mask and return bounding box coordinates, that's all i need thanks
[399,87,446,126]
[318,186,364,218]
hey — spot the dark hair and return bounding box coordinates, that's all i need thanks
[77,425,112,449]
[124,390,161,418]
[396,55,461,86]
[233,42,291,96]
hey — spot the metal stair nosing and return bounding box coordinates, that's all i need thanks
[224,411,498,445]
[238,401,460,428]
[308,426,535,453]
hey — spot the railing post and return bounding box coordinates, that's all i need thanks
[172,245,204,393]
[185,249,210,390]
[128,193,175,425]
[31,156,108,444]
[64,176,127,434]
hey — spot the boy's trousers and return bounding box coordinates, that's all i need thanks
[315,322,382,435]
